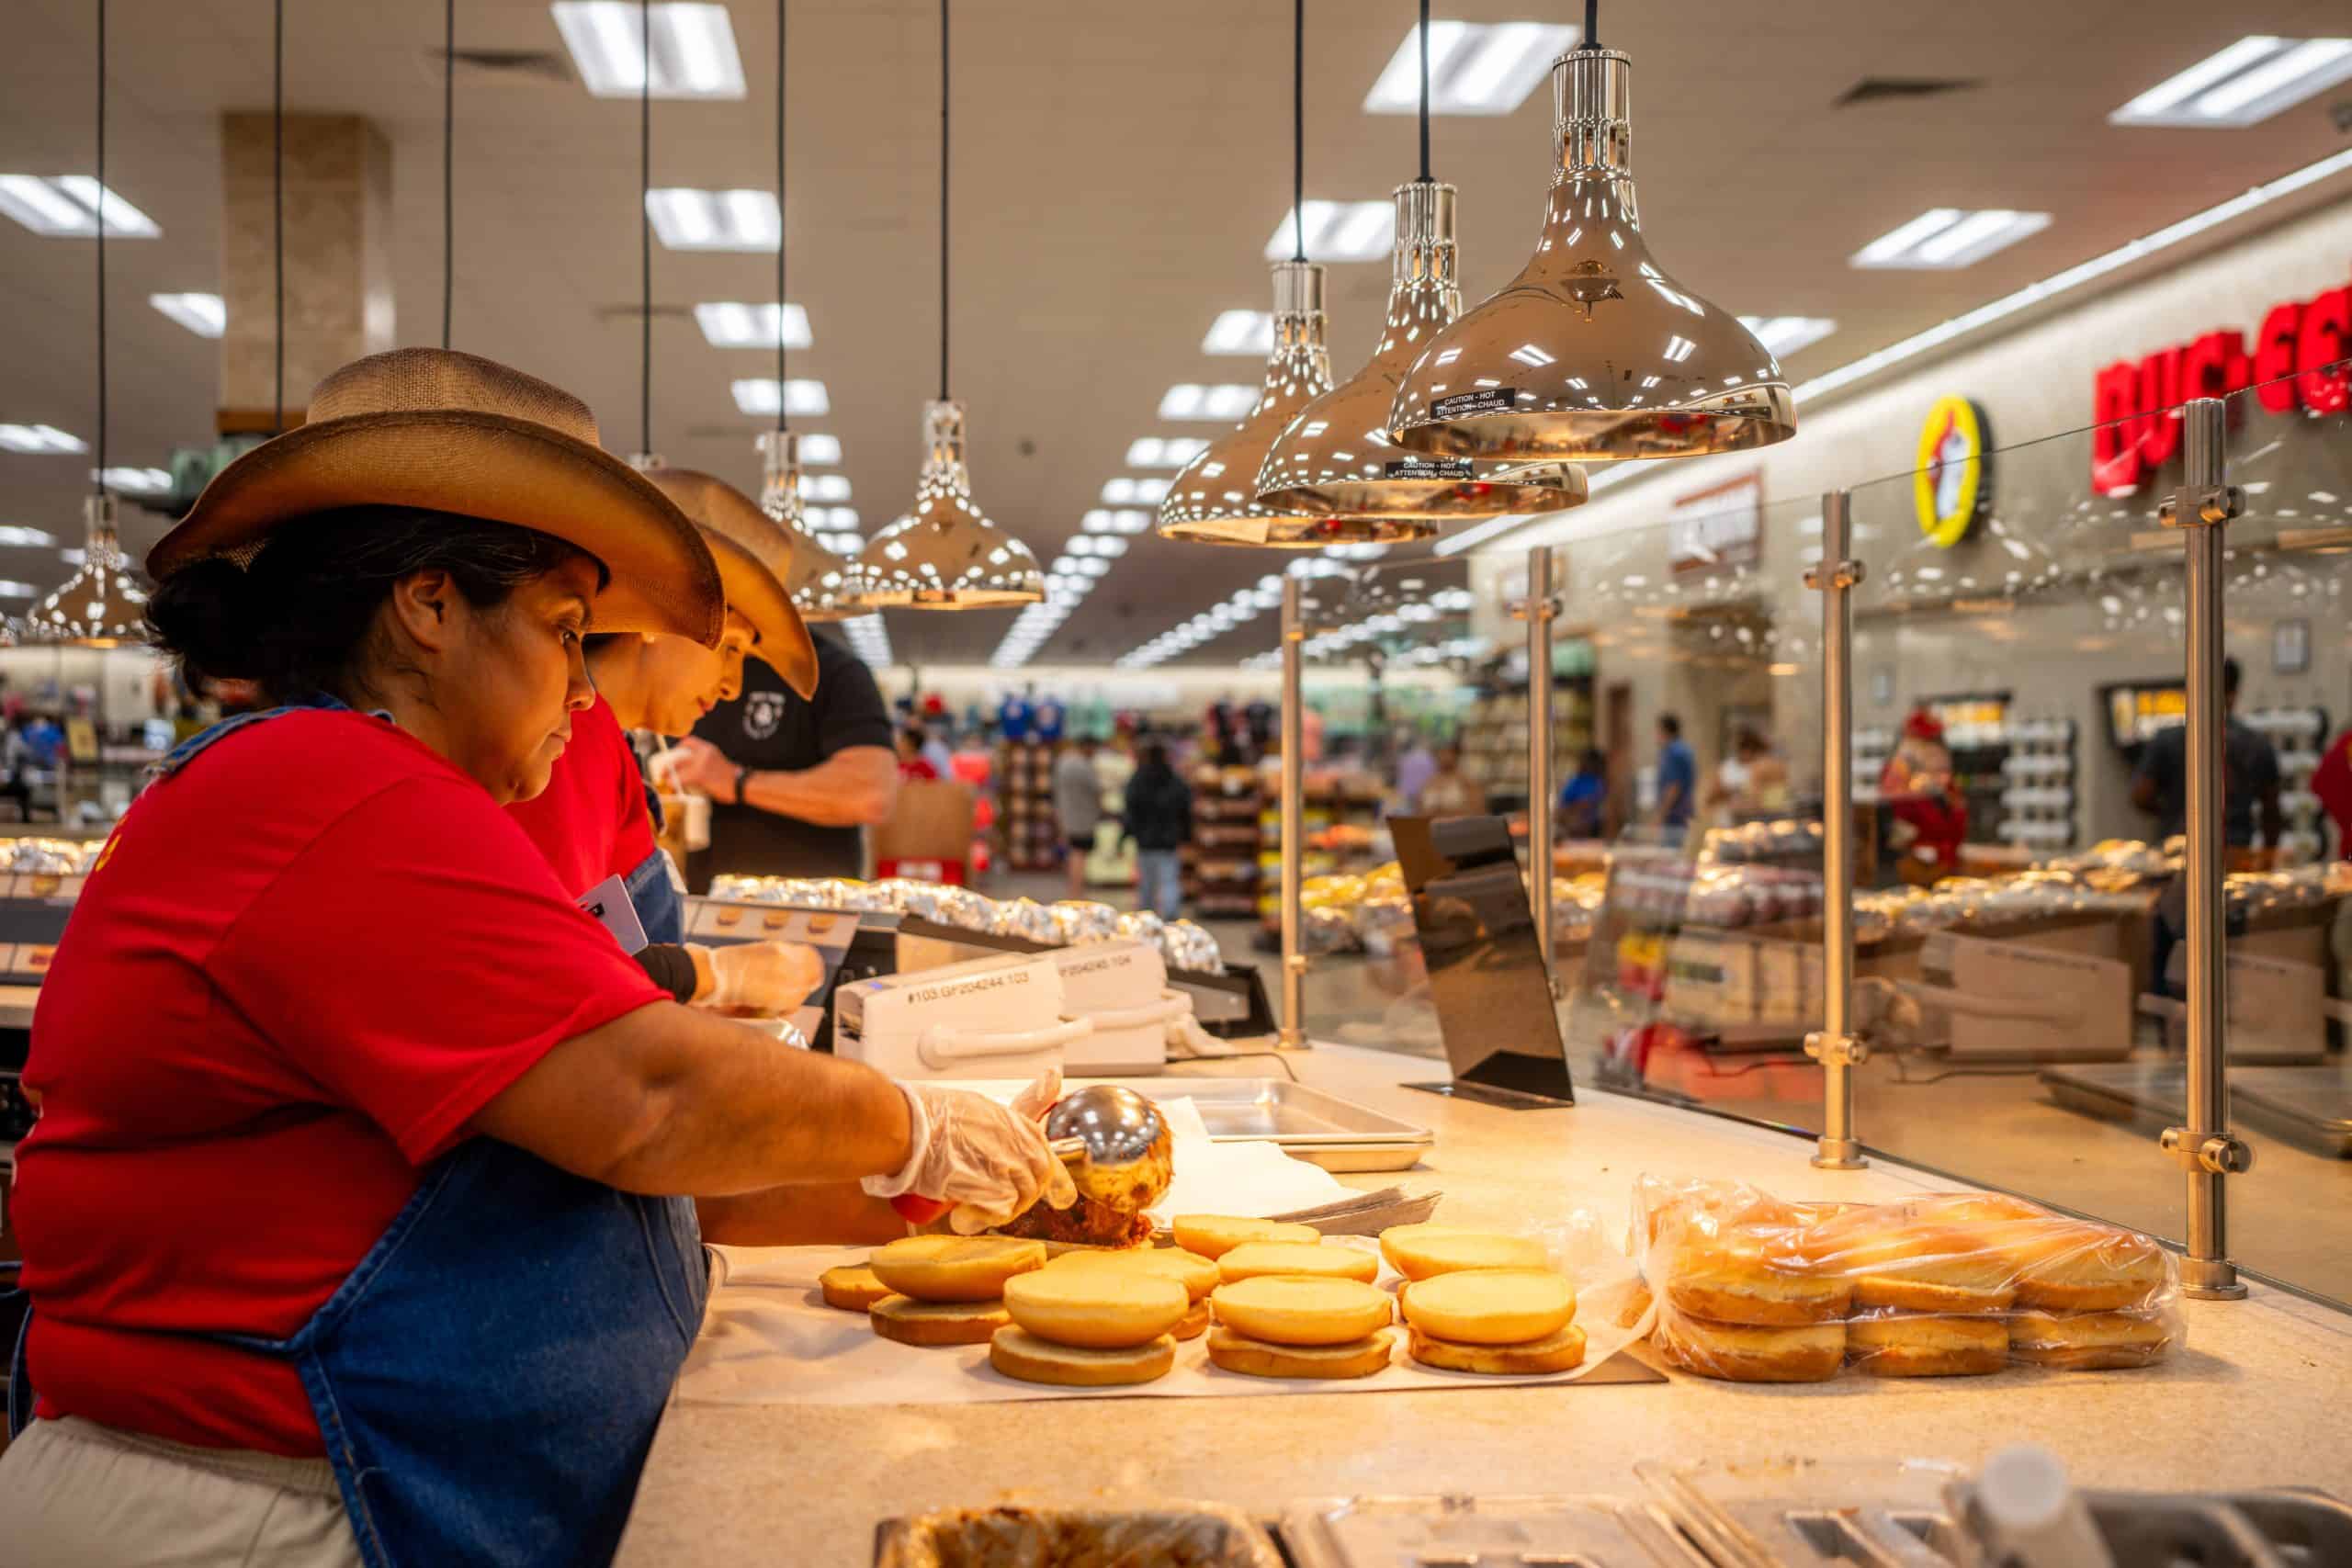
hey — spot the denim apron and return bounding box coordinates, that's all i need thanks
[627,783,687,946]
[9,698,709,1568]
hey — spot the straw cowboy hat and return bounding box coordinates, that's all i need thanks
[148,347,724,644]
[641,467,820,699]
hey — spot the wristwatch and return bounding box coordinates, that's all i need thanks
[733,764,752,806]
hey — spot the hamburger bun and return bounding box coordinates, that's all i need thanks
[1407,1322,1588,1376]
[1846,1312,2007,1377]
[870,1235,1046,1303]
[1002,1268,1189,1349]
[1204,1325,1394,1381]
[1652,1314,1846,1383]
[1209,1276,1394,1347]
[1171,1299,1211,1341]
[988,1326,1175,1387]
[818,1263,892,1312]
[2007,1309,2175,1370]
[1664,1233,1854,1326]
[1172,1215,1319,1260]
[869,1294,1012,1347]
[1216,1241,1378,1286]
[1379,1224,1548,1281]
[1397,1269,1576,1346]
[1046,1245,1219,1303]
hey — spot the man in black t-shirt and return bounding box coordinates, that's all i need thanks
[2131,657,2282,849]
[666,634,899,888]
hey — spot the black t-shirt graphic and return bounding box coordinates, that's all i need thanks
[686,635,893,888]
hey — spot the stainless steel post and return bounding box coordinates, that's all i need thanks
[2160,397,2251,1299]
[1804,491,1866,1171]
[1278,576,1308,1050]
[1526,547,1557,981]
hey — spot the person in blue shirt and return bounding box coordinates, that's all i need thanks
[1655,713,1697,833]
[1557,747,1607,839]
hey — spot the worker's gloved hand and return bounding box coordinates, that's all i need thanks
[689,940,825,1015]
[862,1073,1078,1234]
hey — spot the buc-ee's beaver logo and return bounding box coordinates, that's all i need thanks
[741,690,787,741]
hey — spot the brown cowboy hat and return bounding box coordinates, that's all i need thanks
[148,347,723,644]
[641,467,819,699]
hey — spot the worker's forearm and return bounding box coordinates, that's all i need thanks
[695,1181,910,1247]
[741,756,893,827]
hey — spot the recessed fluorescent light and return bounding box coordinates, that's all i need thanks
[0,581,36,599]
[2112,36,2352,128]
[1159,383,1261,420]
[646,188,778,252]
[730,378,830,416]
[693,301,811,349]
[1124,436,1211,468]
[1101,477,1171,505]
[96,467,171,494]
[0,527,56,547]
[551,2,745,98]
[810,505,858,529]
[1363,20,1577,116]
[150,292,226,338]
[1850,208,2051,270]
[794,433,842,465]
[0,424,86,454]
[1264,200,1396,263]
[797,473,851,502]
[820,532,863,554]
[1202,310,1274,355]
[0,176,159,238]
[1737,316,1837,359]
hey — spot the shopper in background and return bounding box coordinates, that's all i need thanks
[1123,739,1193,919]
[896,725,939,781]
[2132,656,2282,860]
[2312,721,2352,856]
[1703,728,1789,825]
[920,722,954,780]
[1054,733,1104,897]
[667,633,899,886]
[1559,747,1608,840]
[1419,743,1487,818]
[1394,728,1437,812]
[1882,707,1968,884]
[1654,713,1697,833]
[0,712,35,822]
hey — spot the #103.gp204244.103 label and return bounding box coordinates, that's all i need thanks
[1428,388,1520,420]
[1383,457,1476,480]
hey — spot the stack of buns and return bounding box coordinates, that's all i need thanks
[1639,1179,2179,1383]
[857,1235,1047,1346]
[989,1264,1190,1386]
[1383,1224,1587,1375]
[1193,1215,1393,1379]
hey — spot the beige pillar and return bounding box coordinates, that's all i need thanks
[219,112,395,432]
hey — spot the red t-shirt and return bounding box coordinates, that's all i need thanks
[14,710,665,1456]
[505,694,659,896]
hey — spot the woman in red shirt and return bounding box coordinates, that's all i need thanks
[0,349,1070,1568]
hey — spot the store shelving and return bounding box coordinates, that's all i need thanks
[996,740,1059,872]
[1187,765,1262,920]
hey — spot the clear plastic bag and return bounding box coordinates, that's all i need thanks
[1631,1176,2182,1383]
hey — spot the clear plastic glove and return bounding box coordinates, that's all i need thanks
[861,1069,1077,1234]
[689,940,825,1015]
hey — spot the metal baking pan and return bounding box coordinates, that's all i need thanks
[1088,1077,1434,1172]
[1283,1494,1712,1568]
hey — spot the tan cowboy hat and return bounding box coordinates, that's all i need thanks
[148,347,724,645]
[640,467,820,699]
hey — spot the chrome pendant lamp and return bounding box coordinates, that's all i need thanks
[847,0,1040,610]
[753,0,856,621]
[1156,0,1347,548]
[33,0,147,648]
[1387,0,1794,463]
[1255,3,1587,525]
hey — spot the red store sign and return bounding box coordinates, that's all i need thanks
[2091,264,2349,495]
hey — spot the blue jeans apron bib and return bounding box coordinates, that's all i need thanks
[10,699,709,1568]
[629,782,685,946]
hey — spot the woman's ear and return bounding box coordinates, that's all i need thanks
[385,570,458,656]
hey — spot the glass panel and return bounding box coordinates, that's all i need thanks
[2222,354,2352,1305]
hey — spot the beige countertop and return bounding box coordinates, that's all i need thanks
[615,1044,2352,1566]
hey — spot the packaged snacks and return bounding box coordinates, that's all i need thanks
[1632,1176,2181,1384]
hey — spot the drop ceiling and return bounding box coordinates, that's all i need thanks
[1,0,2348,667]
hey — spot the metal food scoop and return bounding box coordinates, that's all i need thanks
[1046,1084,1173,1214]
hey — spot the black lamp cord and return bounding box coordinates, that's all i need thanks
[774,0,787,432]
[937,0,948,401]
[639,0,650,457]
[93,0,107,493]
[1289,0,1304,263]
[272,0,284,434]
[1417,0,1430,183]
[442,0,454,350]
[1584,0,1600,49]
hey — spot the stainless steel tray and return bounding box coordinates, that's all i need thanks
[1092,1077,1435,1172]
[1283,1494,1709,1568]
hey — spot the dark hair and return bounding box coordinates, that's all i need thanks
[1658,713,1682,738]
[1736,728,1766,754]
[2222,656,2242,699]
[147,505,598,705]
[1139,740,1169,769]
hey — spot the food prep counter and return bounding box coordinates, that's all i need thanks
[615,1043,2352,1567]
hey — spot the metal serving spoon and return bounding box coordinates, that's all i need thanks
[889,1083,1171,1225]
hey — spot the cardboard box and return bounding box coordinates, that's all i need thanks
[870,779,977,870]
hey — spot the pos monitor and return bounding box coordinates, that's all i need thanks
[1391,814,1576,1108]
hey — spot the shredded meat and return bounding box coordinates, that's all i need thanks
[996,1195,1153,1249]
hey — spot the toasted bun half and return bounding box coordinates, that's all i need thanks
[1397,1269,1576,1346]
[1204,1325,1394,1381]
[1002,1269,1189,1349]
[988,1326,1176,1387]
[869,1294,1012,1347]
[1379,1224,1549,1281]
[1210,1276,1394,1347]
[1172,1215,1319,1259]
[1407,1322,1588,1375]
[818,1263,892,1312]
[870,1235,1046,1303]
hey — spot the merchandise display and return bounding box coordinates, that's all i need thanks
[1189,763,1264,921]
[1633,1178,2182,1383]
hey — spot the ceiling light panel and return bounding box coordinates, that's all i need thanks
[794,433,842,465]
[1159,383,1261,420]
[730,378,831,416]
[0,527,56,547]
[1124,436,1211,468]
[1737,316,1837,357]
[1850,208,2052,269]
[150,292,226,338]
[1263,200,1396,263]
[0,424,86,454]
[95,467,171,493]
[0,176,159,238]
[1101,477,1171,504]
[1202,310,1275,355]
[646,188,779,252]
[797,473,851,502]
[693,301,812,349]
[2111,36,2352,127]
[1363,20,1578,116]
[552,2,745,99]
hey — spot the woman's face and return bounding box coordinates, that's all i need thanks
[429,555,600,805]
[636,610,756,736]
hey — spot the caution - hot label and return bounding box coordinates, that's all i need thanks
[1430,388,1520,420]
